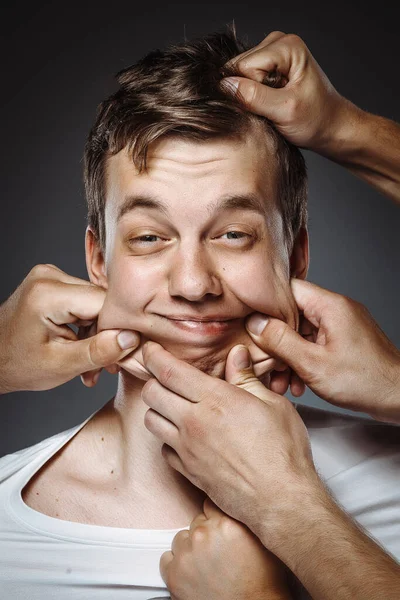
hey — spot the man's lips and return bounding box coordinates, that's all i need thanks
[157,314,239,335]
[161,315,236,322]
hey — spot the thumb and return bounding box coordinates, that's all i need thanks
[60,329,140,378]
[221,76,288,122]
[225,345,271,402]
[246,314,317,381]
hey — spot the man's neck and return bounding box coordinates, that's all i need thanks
[75,372,206,529]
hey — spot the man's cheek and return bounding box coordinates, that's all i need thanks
[96,282,154,381]
[226,262,298,329]
[97,282,144,332]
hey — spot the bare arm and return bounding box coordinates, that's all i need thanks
[256,478,400,600]
[140,342,400,600]
[316,102,400,204]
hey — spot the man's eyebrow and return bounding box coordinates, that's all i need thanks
[117,194,170,221]
[207,193,268,217]
[117,192,268,222]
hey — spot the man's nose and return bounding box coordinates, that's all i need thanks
[168,246,222,302]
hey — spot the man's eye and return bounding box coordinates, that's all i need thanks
[129,235,162,244]
[220,231,250,241]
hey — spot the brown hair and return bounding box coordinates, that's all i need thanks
[83,23,307,253]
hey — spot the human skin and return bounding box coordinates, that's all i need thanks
[88,126,308,381]
[0,264,140,394]
[141,341,400,600]
[84,128,309,596]
[160,497,292,600]
[221,31,400,204]
[246,279,400,423]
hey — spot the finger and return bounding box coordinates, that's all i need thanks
[45,284,107,325]
[79,365,119,386]
[221,76,290,121]
[225,345,272,403]
[30,264,98,287]
[79,323,119,385]
[159,550,174,585]
[269,369,290,395]
[142,341,222,403]
[58,329,140,376]
[202,496,225,519]
[253,357,277,377]
[226,33,292,82]
[141,378,188,426]
[290,371,306,397]
[80,368,102,388]
[224,30,286,72]
[104,364,120,375]
[299,314,317,342]
[189,512,208,534]
[246,314,319,381]
[144,409,179,449]
[171,529,190,556]
[161,444,195,486]
[291,279,341,328]
[258,30,287,47]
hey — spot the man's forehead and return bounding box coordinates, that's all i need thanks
[105,130,277,212]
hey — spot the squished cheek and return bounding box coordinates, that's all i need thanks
[97,259,298,382]
[223,260,298,331]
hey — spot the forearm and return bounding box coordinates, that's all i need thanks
[315,100,400,204]
[254,478,400,600]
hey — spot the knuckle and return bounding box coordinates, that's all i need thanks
[284,33,304,47]
[269,29,286,38]
[335,293,355,314]
[166,569,179,594]
[245,79,262,106]
[159,362,176,386]
[87,335,103,368]
[141,377,156,399]
[25,278,53,308]
[271,322,290,351]
[28,263,56,279]
[191,525,208,545]
[221,516,245,539]
[143,409,157,429]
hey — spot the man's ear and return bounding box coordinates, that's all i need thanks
[85,227,108,289]
[289,226,309,280]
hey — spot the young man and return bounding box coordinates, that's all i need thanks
[0,25,398,600]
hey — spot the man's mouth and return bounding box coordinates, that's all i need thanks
[158,314,238,336]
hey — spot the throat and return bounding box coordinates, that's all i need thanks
[68,392,207,529]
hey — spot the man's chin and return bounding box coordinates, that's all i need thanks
[117,329,275,387]
[118,335,233,380]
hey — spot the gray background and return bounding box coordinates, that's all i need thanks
[1,1,399,456]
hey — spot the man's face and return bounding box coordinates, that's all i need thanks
[87,127,308,378]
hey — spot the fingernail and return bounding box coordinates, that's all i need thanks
[117,330,138,350]
[221,77,240,93]
[233,346,251,370]
[93,372,101,385]
[246,314,269,336]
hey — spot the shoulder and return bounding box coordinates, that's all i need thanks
[0,426,79,484]
[296,405,400,560]
[296,404,400,480]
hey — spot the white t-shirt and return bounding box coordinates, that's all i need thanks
[0,404,399,600]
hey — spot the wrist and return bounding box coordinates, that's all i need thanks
[312,95,368,159]
[373,357,400,424]
[251,471,328,558]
